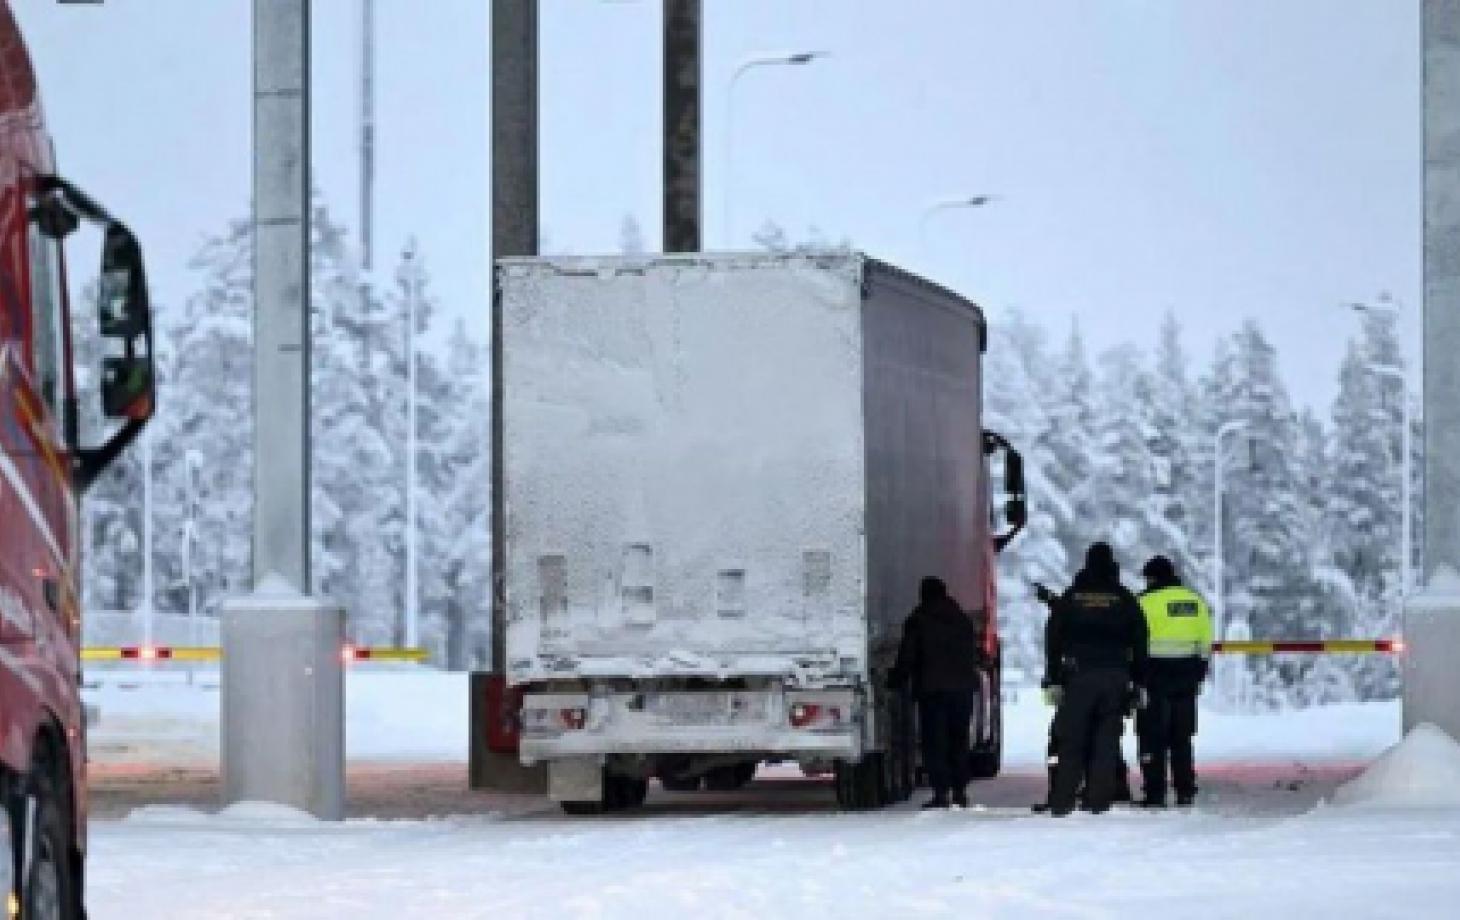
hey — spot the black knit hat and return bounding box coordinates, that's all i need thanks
[1085,542,1118,575]
[1141,555,1177,581]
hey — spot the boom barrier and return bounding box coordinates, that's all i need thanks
[1211,639,1403,655]
[81,645,429,664]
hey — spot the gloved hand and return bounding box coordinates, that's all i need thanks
[1042,684,1063,707]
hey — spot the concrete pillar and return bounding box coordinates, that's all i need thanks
[472,0,545,792]
[1406,0,1460,742]
[222,0,345,819]
[663,0,702,253]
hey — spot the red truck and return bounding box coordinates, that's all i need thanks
[0,3,155,916]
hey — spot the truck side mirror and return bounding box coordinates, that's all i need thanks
[983,430,1027,553]
[36,175,156,490]
[97,224,154,421]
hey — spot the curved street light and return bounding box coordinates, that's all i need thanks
[723,51,830,247]
[918,195,996,261]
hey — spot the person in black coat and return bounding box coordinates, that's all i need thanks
[889,576,980,809]
[1039,543,1148,816]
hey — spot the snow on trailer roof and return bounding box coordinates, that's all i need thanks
[495,250,987,347]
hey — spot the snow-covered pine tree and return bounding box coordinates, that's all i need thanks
[1149,312,1208,591]
[986,310,1068,679]
[1327,312,1405,700]
[1042,320,1101,572]
[1209,321,1319,708]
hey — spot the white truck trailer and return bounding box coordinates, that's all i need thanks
[496,251,1025,812]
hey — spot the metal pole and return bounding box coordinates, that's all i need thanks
[473,0,545,793]
[141,426,153,648]
[664,0,701,252]
[404,242,418,649]
[918,195,994,259]
[360,0,375,271]
[1212,419,1247,702]
[721,51,827,248]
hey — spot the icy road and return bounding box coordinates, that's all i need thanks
[82,671,1460,919]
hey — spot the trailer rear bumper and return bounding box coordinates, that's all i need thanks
[518,688,862,763]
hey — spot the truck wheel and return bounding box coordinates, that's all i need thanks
[609,776,648,810]
[834,756,887,811]
[23,759,80,920]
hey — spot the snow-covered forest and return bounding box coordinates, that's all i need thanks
[79,209,1409,704]
[985,299,1411,707]
[80,201,492,669]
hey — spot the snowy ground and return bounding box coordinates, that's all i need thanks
[81,668,1460,919]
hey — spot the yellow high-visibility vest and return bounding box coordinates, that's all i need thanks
[1139,586,1214,659]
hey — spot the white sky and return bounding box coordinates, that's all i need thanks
[14,0,1420,411]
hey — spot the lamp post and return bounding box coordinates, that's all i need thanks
[403,242,420,650]
[723,51,828,247]
[918,195,994,255]
[1213,418,1249,705]
[1212,419,1250,646]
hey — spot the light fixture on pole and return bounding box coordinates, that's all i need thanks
[918,194,995,259]
[723,50,829,248]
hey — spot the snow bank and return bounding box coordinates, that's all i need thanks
[125,801,320,827]
[1331,723,1460,809]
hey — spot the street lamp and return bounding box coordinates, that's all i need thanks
[918,195,995,260]
[723,51,829,247]
[1212,419,1249,649]
[403,242,421,650]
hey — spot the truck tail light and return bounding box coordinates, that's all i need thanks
[520,701,590,736]
[789,702,845,731]
[559,707,587,730]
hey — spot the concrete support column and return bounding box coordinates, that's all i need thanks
[1406,0,1460,742]
[222,0,345,820]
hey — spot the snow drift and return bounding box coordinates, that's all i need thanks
[1331,722,1460,808]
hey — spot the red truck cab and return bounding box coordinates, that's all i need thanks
[0,3,155,917]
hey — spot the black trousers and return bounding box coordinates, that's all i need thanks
[1136,689,1198,800]
[1045,721,1131,803]
[1049,668,1129,813]
[917,689,974,796]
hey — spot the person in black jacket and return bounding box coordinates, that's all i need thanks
[1039,543,1148,817]
[889,576,980,809]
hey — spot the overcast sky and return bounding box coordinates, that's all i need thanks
[15,0,1419,411]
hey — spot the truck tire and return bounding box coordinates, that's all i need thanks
[23,757,80,920]
[561,770,647,815]
[834,756,888,811]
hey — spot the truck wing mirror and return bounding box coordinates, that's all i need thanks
[983,430,1027,553]
[37,176,155,490]
[97,224,154,420]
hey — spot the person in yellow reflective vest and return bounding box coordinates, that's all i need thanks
[1135,555,1213,808]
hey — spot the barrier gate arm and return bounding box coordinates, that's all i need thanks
[82,645,429,663]
[1211,638,1403,655]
